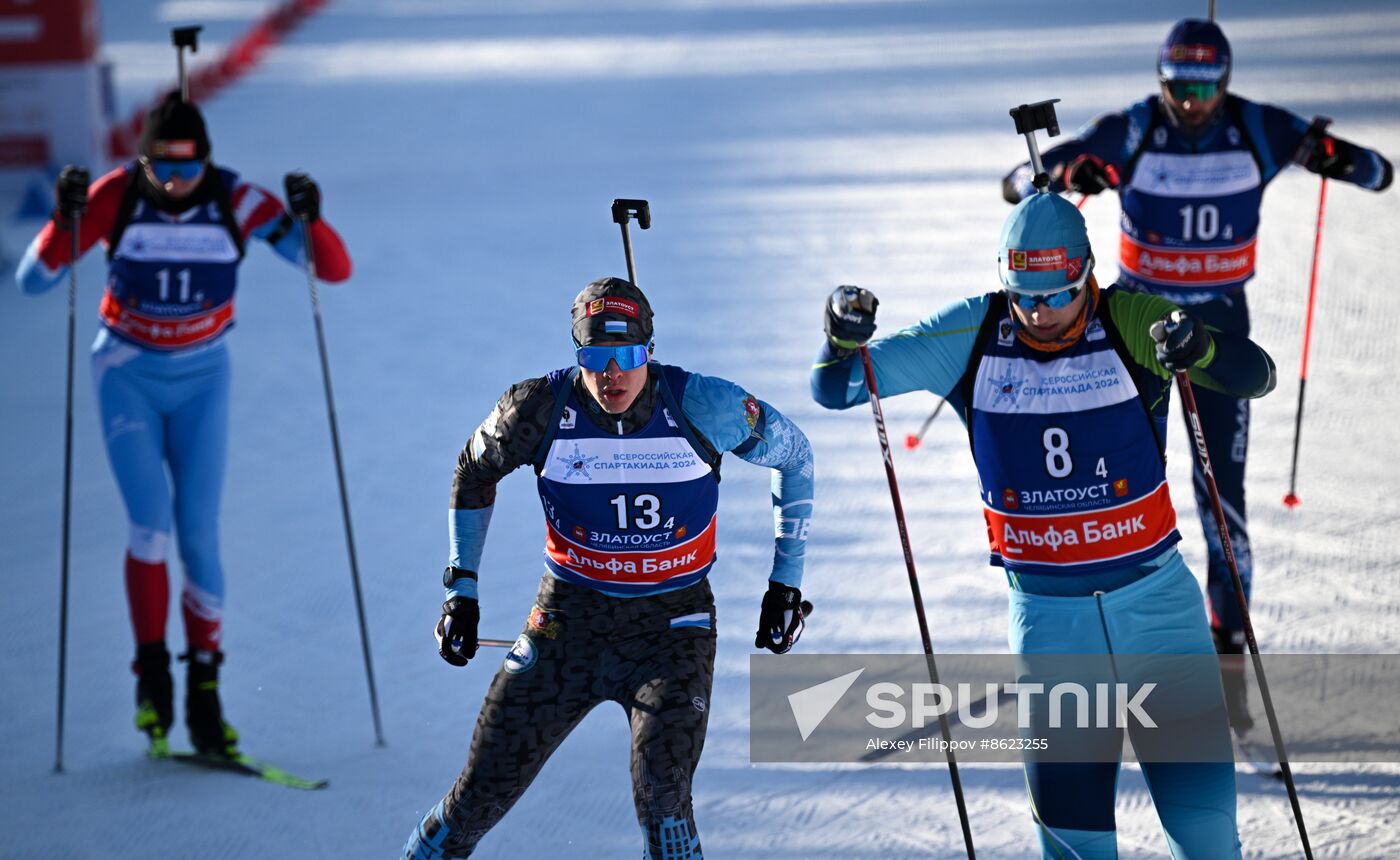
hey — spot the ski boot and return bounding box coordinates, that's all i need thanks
[1212,627,1254,735]
[182,649,240,757]
[133,642,174,755]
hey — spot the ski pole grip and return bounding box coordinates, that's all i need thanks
[1293,116,1333,165]
[1009,100,1060,137]
[612,198,651,230]
[1010,100,1061,192]
[172,26,202,50]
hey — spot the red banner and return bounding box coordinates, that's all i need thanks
[984,482,1177,568]
[100,293,235,350]
[1119,233,1256,288]
[544,517,717,585]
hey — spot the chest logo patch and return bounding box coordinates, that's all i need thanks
[554,443,599,480]
[988,368,1024,407]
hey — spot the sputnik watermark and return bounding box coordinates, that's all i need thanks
[753,653,1399,764]
[865,681,1157,730]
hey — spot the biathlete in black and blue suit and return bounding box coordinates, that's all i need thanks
[405,277,815,860]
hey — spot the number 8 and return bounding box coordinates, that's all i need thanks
[1043,427,1072,478]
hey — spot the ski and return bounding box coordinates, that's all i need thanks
[148,740,329,790]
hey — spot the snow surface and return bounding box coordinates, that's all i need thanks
[2,1,1397,857]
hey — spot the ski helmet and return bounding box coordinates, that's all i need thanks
[996,193,1093,295]
[571,277,654,346]
[140,91,211,161]
[1158,19,1231,84]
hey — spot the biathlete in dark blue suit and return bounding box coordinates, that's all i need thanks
[1001,18,1392,734]
[405,278,815,860]
[813,191,1277,858]
[16,92,352,757]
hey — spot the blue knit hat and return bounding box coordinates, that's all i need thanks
[996,193,1093,294]
[1158,19,1231,83]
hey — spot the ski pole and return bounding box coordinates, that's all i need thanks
[290,183,384,748]
[903,398,946,450]
[1176,370,1313,859]
[858,345,977,859]
[476,638,518,649]
[54,208,82,775]
[610,198,650,285]
[1283,117,1333,509]
[171,26,202,101]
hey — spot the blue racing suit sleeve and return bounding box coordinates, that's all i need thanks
[1240,97,1393,190]
[15,237,63,294]
[682,374,814,588]
[811,294,991,409]
[1003,108,1135,201]
[446,508,492,599]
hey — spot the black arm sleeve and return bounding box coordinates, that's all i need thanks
[450,377,556,509]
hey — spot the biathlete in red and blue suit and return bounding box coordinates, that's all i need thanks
[813,191,1276,858]
[1002,18,1392,733]
[405,277,815,860]
[15,92,351,757]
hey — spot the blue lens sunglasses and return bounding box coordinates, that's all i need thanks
[1008,286,1082,312]
[575,342,652,372]
[144,158,205,183]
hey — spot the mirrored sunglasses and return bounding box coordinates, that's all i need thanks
[1009,286,1082,312]
[146,159,204,183]
[575,343,650,372]
[1164,80,1221,102]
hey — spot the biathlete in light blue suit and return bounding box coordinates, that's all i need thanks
[811,192,1276,858]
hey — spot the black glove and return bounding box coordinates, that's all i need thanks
[1300,135,1354,180]
[1150,309,1212,372]
[755,582,806,655]
[54,165,90,221]
[824,285,878,353]
[436,596,480,667]
[1064,154,1119,196]
[283,172,321,223]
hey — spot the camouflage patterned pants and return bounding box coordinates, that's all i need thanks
[407,575,716,859]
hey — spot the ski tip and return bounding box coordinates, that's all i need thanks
[904,434,920,450]
[1282,493,1301,508]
